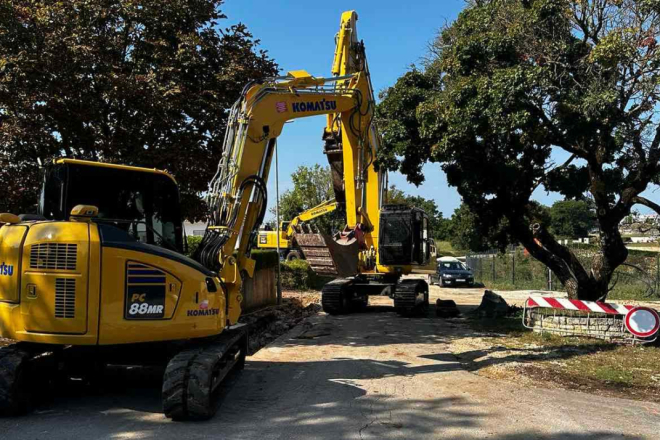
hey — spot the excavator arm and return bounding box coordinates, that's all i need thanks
[195,11,430,324]
[194,67,379,323]
[286,199,339,237]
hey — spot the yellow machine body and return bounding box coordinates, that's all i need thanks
[0,220,227,346]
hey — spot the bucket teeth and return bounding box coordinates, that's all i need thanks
[294,233,359,278]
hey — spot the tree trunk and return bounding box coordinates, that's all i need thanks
[508,215,617,301]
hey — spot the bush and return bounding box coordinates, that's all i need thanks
[185,235,203,258]
[280,259,317,290]
[250,249,280,270]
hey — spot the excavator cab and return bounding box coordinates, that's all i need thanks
[379,205,432,266]
[38,160,184,253]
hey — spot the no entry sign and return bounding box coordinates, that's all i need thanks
[625,307,660,338]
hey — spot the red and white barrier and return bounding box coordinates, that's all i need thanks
[526,296,634,316]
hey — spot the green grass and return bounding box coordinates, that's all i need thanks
[564,345,660,388]
[471,248,660,300]
[626,242,660,248]
[466,315,660,393]
[435,240,464,257]
[607,285,658,301]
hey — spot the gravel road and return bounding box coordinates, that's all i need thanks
[1,284,659,439]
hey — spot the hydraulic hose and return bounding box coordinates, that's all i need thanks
[194,175,268,272]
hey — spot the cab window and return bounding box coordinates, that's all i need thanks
[39,163,183,252]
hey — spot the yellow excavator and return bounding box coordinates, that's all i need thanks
[0,10,433,419]
[257,199,338,261]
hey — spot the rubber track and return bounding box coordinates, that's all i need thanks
[394,279,428,316]
[321,279,352,315]
[0,345,33,415]
[162,331,246,421]
[162,348,202,420]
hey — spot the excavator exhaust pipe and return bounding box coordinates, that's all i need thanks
[294,233,359,278]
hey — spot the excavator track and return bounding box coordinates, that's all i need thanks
[321,279,354,315]
[393,279,429,316]
[0,344,56,415]
[0,345,33,415]
[162,328,248,421]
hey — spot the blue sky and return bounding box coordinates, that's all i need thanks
[223,0,657,219]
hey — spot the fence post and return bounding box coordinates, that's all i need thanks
[548,267,553,291]
[492,254,496,281]
[655,253,660,295]
[512,252,515,286]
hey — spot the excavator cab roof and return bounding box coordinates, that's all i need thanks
[39,160,184,252]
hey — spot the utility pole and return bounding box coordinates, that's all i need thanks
[275,140,282,305]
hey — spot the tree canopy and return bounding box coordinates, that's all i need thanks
[549,199,597,238]
[0,0,278,219]
[377,0,660,300]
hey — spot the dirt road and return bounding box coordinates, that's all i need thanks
[1,285,659,439]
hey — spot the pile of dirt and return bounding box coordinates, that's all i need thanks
[240,294,321,354]
[470,290,519,318]
[0,293,322,356]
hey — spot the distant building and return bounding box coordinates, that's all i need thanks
[558,237,592,245]
[184,221,207,237]
[619,212,659,238]
[630,236,657,243]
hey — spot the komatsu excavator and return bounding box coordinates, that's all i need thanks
[0,11,432,420]
[257,198,338,261]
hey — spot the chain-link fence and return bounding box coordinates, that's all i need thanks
[466,246,660,300]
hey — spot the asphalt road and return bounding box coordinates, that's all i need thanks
[1,287,659,439]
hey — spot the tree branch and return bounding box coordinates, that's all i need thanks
[632,196,660,214]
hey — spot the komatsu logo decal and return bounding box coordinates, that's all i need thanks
[187,308,220,317]
[187,299,220,317]
[292,100,337,113]
[124,262,167,320]
[0,262,13,277]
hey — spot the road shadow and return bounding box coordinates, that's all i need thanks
[423,342,617,373]
[494,434,645,440]
[283,310,454,348]
[1,355,647,440]
[0,355,474,440]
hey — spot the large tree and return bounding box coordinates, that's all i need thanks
[377,0,660,300]
[0,0,277,219]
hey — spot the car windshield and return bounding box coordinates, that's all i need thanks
[441,262,465,271]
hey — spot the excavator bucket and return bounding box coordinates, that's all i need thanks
[295,233,359,278]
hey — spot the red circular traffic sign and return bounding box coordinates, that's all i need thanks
[625,307,660,338]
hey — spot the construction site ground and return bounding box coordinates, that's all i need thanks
[1,281,660,439]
